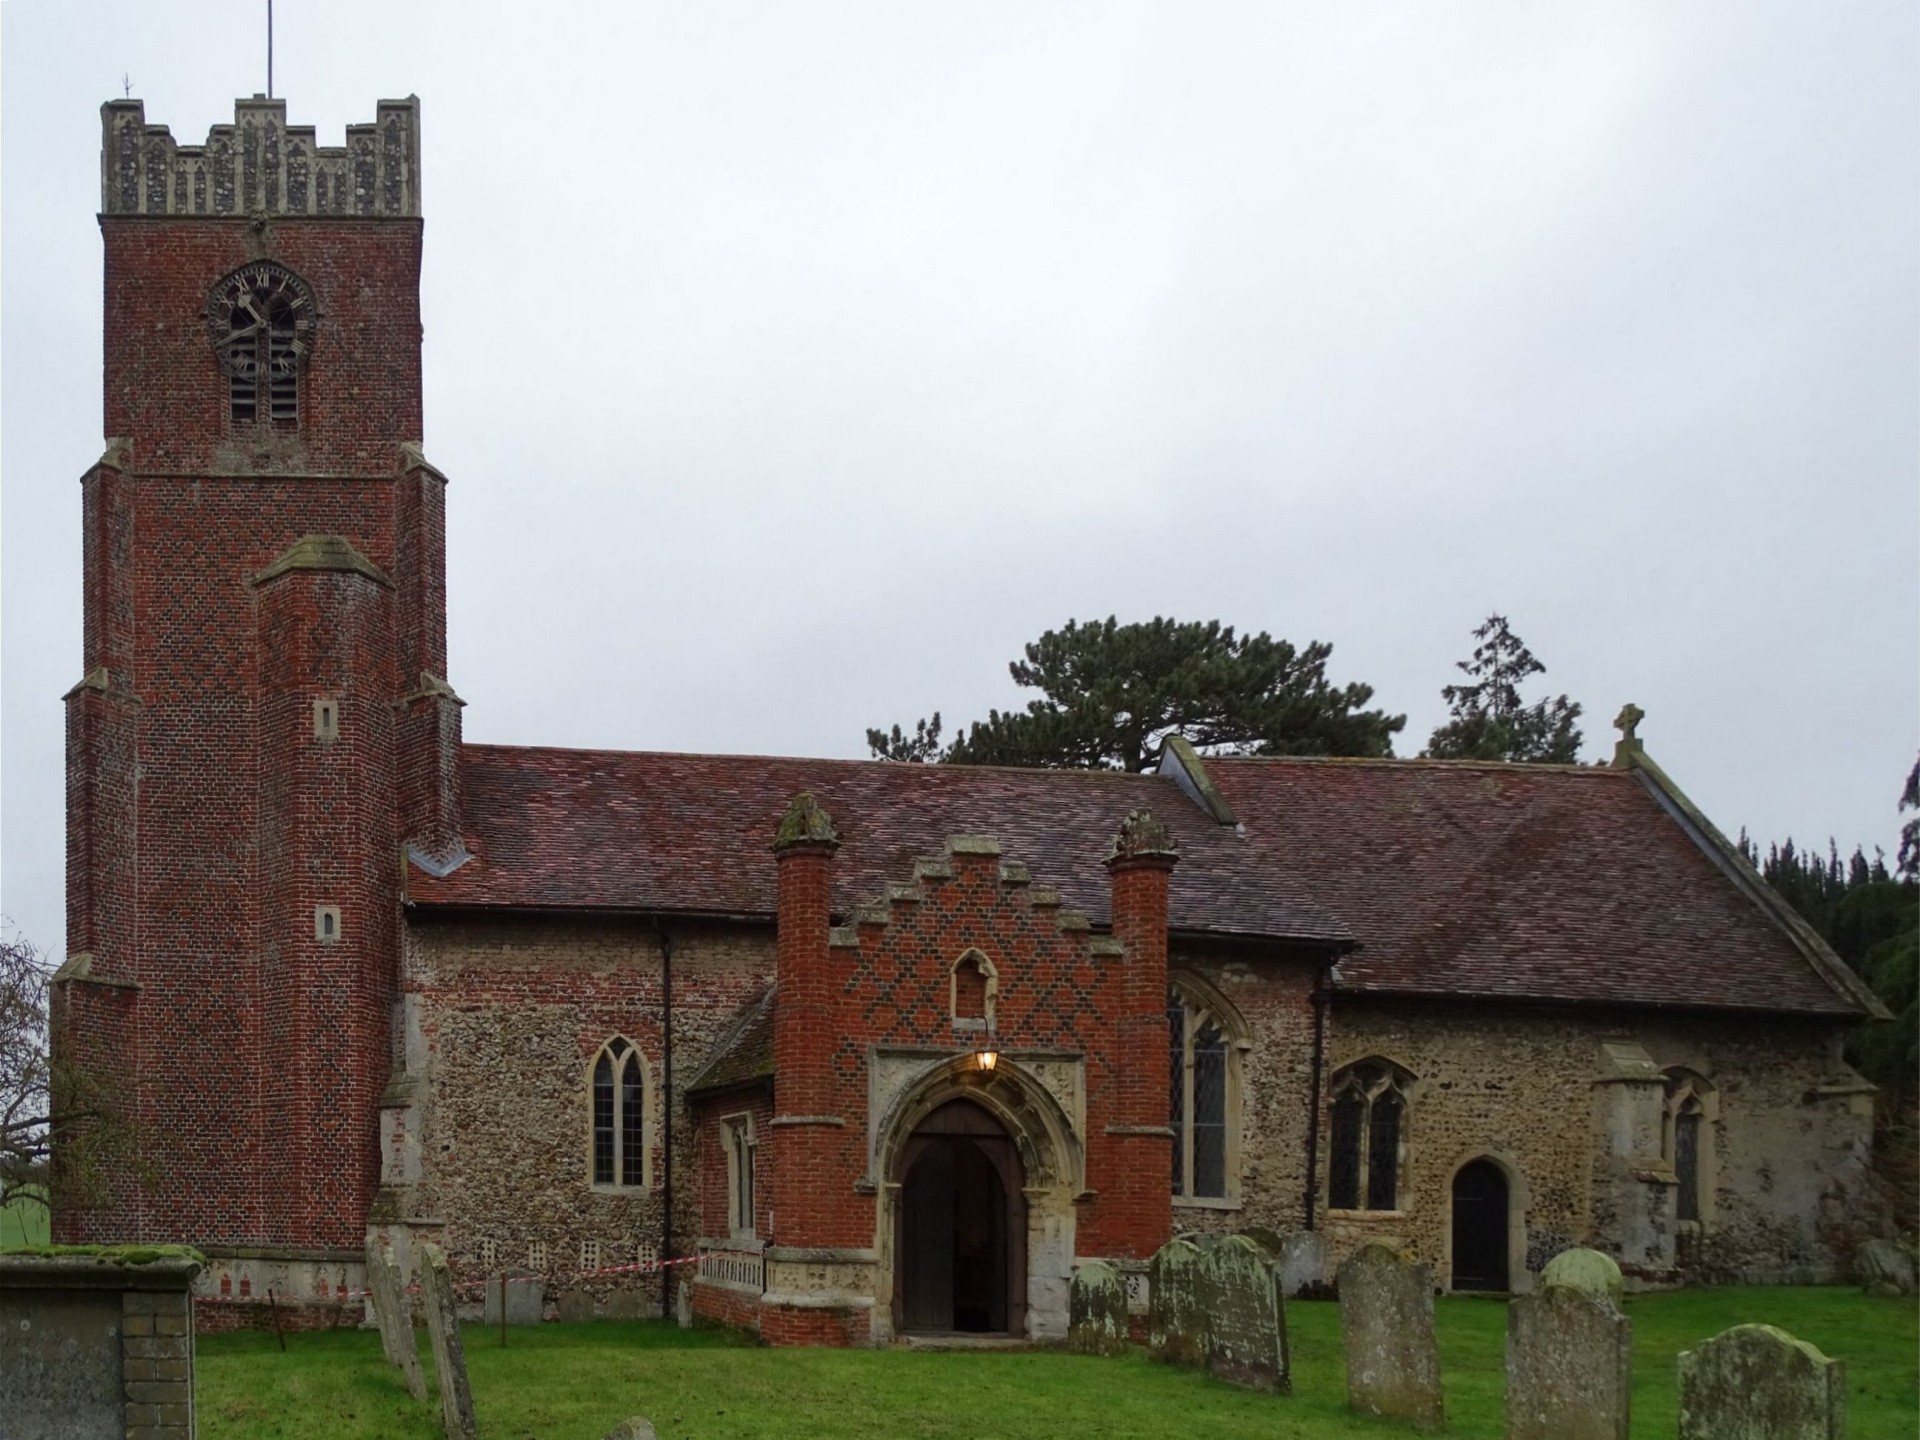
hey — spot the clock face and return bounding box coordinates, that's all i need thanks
[206,262,315,380]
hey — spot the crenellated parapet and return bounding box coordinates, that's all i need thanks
[101,95,420,218]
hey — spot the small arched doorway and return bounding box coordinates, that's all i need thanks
[1450,1158,1511,1291]
[895,1100,1027,1334]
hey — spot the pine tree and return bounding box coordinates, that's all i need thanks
[866,616,1403,771]
[1423,615,1583,764]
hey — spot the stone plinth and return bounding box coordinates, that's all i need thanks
[0,1247,203,1440]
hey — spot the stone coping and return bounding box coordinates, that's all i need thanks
[0,1248,203,1291]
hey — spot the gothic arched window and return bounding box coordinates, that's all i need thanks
[1328,1059,1413,1211]
[1167,976,1247,1202]
[590,1037,650,1189]
[1662,1068,1716,1227]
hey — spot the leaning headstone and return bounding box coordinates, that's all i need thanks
[606,1287,649,1320]
[1069,1260,1129,1355]
[1506,1278,1631,1439]
[483,1267,545,1326]
[365,1243,427,1402]
[1277,1231,1330,1298]
[1338,1242,1444,1431]
[675,1279,693,1329]
[420,1242,479,1440]
[1199,1234,1290,1392]
[1539,1246,1624,1306]
[1855,1238,1917,1297]
[556,1287,596,1323]
[1147,1237,1206,1367]
[603,1418,658,1440]
[1678,1324,1845,1440]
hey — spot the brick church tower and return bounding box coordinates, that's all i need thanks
[54,98,461,1305]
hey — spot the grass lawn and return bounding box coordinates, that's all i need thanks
[0,1192,50,1247]
[198,1287,1917,1440]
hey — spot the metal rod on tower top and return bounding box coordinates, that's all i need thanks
[267,0,274,98]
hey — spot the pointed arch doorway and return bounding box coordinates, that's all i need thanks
[1450,1158,1511,1291]
[894,1099,1027,1335]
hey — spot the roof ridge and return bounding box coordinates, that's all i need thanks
[1208,754,1616,776]
[458,741,1178,782]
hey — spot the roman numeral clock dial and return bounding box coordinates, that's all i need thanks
[206,261,316,424]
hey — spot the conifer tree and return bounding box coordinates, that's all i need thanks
[866,616,1403,771]
[1423,614,1583,764]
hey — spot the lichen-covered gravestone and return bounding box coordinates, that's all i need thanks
[1147,1237,1206,1367]
[365,1242,426,1402]
[1506,1249,1631,1440]
[1338,1242,1444,1431]
[483,1267,545,1326]
[1678,1324,1845,1440]
[1854,1238,1916,1298]
[1277,1231,1330,1298]
[1199,1235,1290,1392]
[1069,1260,1129,1355]
[556,1288,596,1323]
[419,1242,478,1440]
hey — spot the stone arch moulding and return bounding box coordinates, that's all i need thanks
[868,1052,1086,1345]
[871,1053,1083,1195]
[949,947,1000,1029]
[1440,1147,1533,1295]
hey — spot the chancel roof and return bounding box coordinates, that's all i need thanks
[406,743,1878,1019]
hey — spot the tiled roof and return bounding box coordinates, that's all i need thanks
[687,986,775,1095]
[406,744,1873,1018]
[407,745,1348,942]
[1204,756,1867,1016]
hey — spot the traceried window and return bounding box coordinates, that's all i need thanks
[1328,1060,1412,1211]
[590,1037,649,1189]
[1167,978,1245,1201]
[1662,1069,1715,1227]
[722,1115,756,1238]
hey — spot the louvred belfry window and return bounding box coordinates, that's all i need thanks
[205,261,314,429]
[590,1037,649,1188]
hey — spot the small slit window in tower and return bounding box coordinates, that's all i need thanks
[313,697,339,740]
[314,904,341,943]
[954,957,987,1019]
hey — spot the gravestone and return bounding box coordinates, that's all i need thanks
[1506,1280,1631,1439]
[1277,1231,1330,1298]
[556,1288,596,1323]
[1068,1260,1129,1355]
[1855,1238,1916,1297]
[483,1268,545,1326]
[605,1287,649,1320]
[1147,1237,1206,1366]
[1338,1242,1444,1431]
[675,1279,692,1329]
[1198,1235,1289,1392]
[1539,1246,1624,1306]
[1240,1226,1285,1259]
[1678,1324,1846,1440]
[602,1419,658,1440]
[419,1243,478,1440]
[365,1243,427,1402]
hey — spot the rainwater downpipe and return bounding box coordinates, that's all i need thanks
[655,924,674,1311]
[1302,959,1332,1233]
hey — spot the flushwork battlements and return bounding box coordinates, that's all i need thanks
[101,96,420,218]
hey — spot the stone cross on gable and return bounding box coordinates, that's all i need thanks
[1613,703,1644,741]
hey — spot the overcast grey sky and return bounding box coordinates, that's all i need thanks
[4,2,1916,959]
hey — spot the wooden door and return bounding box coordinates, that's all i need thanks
[1450,1158,1510,1291]
[900,1139,955,1331]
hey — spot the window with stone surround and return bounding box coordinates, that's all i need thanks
[590,1037,651,1189]
[1328,1059,1413,1212]
[722,1114,756,1238]
[1662,1068,1717,1228]
[1167,974,1248,1203]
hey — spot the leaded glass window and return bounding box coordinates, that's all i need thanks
[1664,1069,1712,1228]
[1327,1061,1410,1211]
[590,1037,649,1189]
[1168,982,1241,1200]
[1674,1106,1701,1223]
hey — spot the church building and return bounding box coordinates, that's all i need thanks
[54,96,1886,1341]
